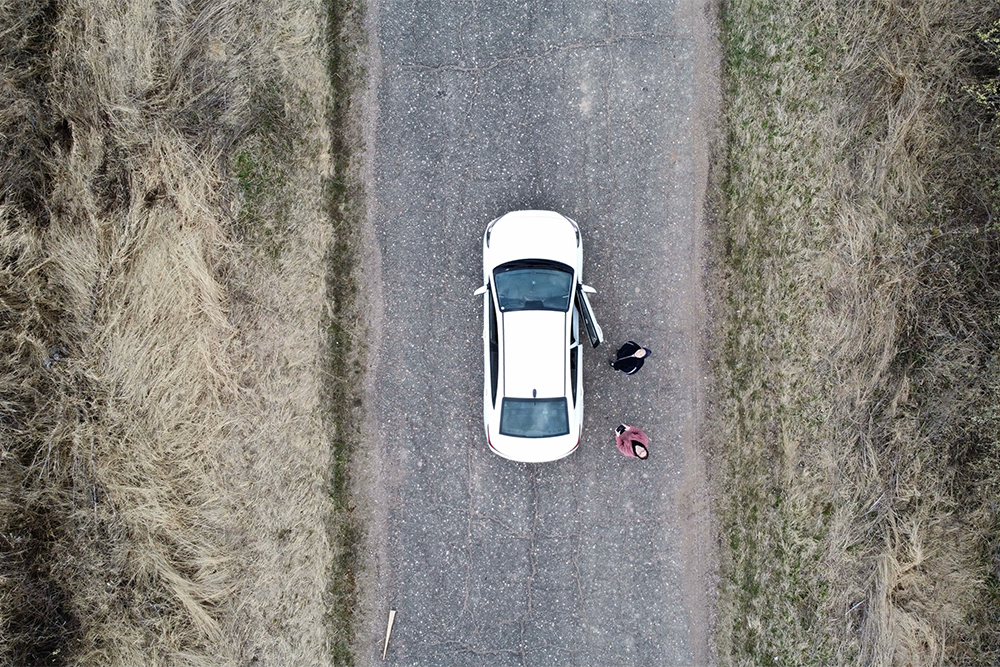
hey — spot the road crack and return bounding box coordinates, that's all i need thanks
[517,466,541,666]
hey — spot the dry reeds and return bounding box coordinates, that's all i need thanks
[713,0,1000,664]
[1,0,347,663]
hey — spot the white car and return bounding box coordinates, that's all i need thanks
[474,210,604,463]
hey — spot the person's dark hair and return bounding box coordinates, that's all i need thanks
[633,442,648,459]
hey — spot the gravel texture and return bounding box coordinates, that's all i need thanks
[354,1,719,664]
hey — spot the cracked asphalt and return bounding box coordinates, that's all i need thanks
[355,1,718,665]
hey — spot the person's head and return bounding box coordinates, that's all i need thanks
[634,348,648,359]
[615,423,627,435]
[633,443,648,459]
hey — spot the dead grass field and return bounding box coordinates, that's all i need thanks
[711,0,1000,664]
[0,0,366,664]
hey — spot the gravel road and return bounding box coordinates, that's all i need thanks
[354,1,718,665]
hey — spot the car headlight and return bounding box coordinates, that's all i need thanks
[564,216,581,247]
[484,216,502,248]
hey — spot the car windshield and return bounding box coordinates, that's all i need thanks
[493,260,573,312]
[499,397,570,438]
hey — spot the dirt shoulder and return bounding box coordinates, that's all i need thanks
[678,0,724,662]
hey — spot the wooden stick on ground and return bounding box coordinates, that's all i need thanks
[382,609,396,660]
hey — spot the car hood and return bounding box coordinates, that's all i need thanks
[486,211,579,270]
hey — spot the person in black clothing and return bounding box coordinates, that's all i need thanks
[609,341,652,374]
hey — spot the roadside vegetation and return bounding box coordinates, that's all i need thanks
[0,0,364,664]
[712,0,1000,664]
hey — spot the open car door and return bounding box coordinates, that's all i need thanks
[576,284,604,348]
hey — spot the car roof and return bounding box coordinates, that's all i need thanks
[502,310,566,399]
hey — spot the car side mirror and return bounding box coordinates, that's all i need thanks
[580,284,597,294]
[474,285,488,296]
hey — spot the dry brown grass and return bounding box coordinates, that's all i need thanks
[0,0,360,663]
[712,0,1000,664]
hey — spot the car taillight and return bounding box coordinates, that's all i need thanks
[486,430,503,454]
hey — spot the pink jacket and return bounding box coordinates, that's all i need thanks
[615,425,649,458]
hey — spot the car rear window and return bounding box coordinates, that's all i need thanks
[499,397,570,438]
[493,260,573,312]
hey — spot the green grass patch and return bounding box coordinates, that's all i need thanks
[320,0,366,664]
[231,139,291,260]
[228,90,298,261]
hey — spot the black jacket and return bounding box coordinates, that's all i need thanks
[611,341,652,374]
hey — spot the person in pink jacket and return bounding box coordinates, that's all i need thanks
[614,424,649,459]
